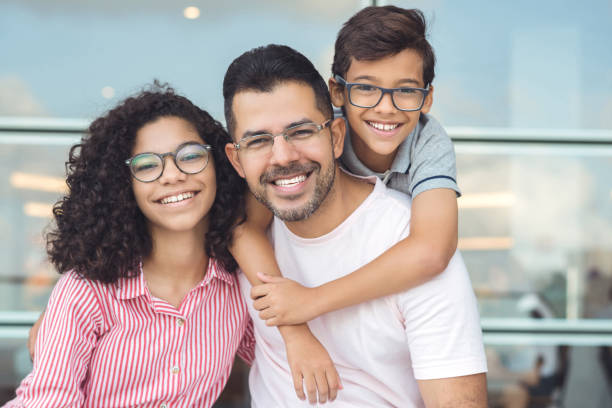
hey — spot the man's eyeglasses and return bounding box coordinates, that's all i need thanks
[233,120,331,156]
[334,75,429,112]
[125,142,212,183]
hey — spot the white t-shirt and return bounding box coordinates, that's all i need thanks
[238,178,487,407]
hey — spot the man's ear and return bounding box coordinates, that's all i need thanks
[421,85,434,114]
[224,143,246,178]
[328,77,346,108]
[329,117,346,159]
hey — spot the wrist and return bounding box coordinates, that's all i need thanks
[278,323,311,343]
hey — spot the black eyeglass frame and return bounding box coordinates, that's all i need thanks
[233,120,332,151]
[334,75,430,112]
[124,142,212,183]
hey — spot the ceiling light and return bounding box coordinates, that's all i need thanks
[24,202,54,218]
[10,172,67,193]
[458,237,514,251]
[183,6,200,19]
[459,192,516,209]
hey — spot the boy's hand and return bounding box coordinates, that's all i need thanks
[251,273,321,326]
[28,311,45,360]
[280,325,342,404]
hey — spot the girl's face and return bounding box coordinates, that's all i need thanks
[130,116,216,237]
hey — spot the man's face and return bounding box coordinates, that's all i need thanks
[225,82,344,222]
[329,48,434,171]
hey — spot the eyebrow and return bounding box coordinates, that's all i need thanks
[241,118,314,139]
[352,75,422,87]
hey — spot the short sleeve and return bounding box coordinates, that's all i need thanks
[236,317,255,365]
[408,114,461,198]
[396,252,487,380]
[10,272,103,407]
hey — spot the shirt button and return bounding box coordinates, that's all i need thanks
[177,318,185,327]
[160,404,168,408]
[171,366,180,374]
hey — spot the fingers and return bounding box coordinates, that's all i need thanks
[292,369,306,401]
[250,284,269,300]
[252,297,270,311]
[326,367,342,401]
[258,308,276,321]
[314,370,329,404]
[304,373,318,405]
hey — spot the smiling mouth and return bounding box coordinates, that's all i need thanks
[273,174,308,187]
[366,121,401,131]
[158,191,197,204]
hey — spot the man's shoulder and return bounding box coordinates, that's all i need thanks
[363,180,412,222]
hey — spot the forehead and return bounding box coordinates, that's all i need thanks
[133,116,203,153]
[346,48,425,86]
[231,82,325,139]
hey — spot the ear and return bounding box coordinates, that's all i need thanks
[224,143,246,179]
[329,117,346,159]
[328,77,346,108]
[421,85,434,114]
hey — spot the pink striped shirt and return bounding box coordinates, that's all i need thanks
[6,258,254,408]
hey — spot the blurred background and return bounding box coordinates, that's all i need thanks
[1,0,611,406]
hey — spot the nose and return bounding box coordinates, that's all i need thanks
[373,91,396,114]
[269,134,301,167]
[158,156,187,184]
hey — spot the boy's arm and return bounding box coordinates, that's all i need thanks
[252,188,457,325]
[417,374,488,407]
[229,195,341,404]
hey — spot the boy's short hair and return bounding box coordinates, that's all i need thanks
[223,44,333,138]
[332,6,436,87]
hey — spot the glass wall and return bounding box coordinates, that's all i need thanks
[1,0,611,406]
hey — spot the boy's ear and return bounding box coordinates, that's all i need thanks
[224,143,246,179]
[329,117,346,159]
[328,77,346,108]
[421,85,434,114]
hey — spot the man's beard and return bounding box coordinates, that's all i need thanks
[254,161,335,222]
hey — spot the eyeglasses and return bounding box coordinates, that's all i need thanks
[125,142,212,183]
[334,75,429,112]
[233,120,331,156]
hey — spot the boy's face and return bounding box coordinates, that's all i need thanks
[330,48,434,172]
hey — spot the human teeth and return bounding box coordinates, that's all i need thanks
[368,121,399,131]
[274,175,307,187]
[160,192,194,204]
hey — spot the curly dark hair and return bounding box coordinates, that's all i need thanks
[47,83,246,283]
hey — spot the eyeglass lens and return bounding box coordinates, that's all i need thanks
[130,144,209,182]
[241,123,323,153]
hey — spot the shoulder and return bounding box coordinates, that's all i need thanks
[413,114,452,146]
[365,181,412,224]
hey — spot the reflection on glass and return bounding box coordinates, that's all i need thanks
[456,142,612,320]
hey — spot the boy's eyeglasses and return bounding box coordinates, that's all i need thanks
[233,120,331,156]
[334,75,429,112]
[125,142,212,183]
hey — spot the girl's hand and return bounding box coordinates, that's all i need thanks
[251,273,321,326]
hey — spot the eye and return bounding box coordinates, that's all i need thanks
[244,136,272,149]
[287,126,316,139]
[353,84,378,93]
[131,155,160,172]
[396,87,419,95]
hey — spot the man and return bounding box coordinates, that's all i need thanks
[224,44,488,407]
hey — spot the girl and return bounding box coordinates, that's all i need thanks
[7,85,254,407]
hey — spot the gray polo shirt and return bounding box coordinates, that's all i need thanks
[340,113,461,198]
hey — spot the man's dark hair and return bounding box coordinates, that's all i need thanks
[223,44,333,138]
[332,6,436,87]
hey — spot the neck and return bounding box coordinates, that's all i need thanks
[284,166,373,238]
[143,220,209,288]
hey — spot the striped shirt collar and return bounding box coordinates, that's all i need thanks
[115,258,234,300]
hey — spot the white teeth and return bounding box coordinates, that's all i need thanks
[368,121,399,131]
[160,192,195,204]
[274,175,307,187]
